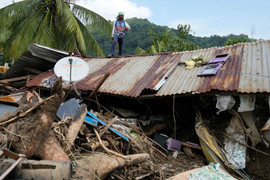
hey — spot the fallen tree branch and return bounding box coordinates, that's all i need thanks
[2,127,29,141]
[94,129,128,159]
[105,136,121,153]
[99,116,117,138]
[135,172,153,180]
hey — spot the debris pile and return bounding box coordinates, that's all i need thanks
[0,77,206,179]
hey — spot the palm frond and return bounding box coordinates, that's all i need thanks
[135,47,146,55]
[146,45,157,54]
[33,9,58,48]
[8,7,45,58]
[72,4,112,35]
[56,2,86,56]
[61,33,77,51]
[77,18,104,57]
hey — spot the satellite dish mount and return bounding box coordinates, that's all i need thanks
[54,56,89,97]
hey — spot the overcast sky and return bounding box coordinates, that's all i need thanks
[1,0,270,39]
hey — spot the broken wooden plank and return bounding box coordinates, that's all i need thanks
[0,75,32,84]
[2,148,20,160]
[181,142,202,150]
[88,73,110,98]
[99,116,117,138]
[87,111,129,142]
[66,104,87,150]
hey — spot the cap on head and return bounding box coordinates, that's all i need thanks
[118,11,124,16]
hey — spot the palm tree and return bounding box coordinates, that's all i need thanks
[0,0,111,60]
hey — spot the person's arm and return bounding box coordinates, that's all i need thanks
[125,21,130,31]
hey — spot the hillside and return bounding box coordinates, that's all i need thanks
[90,18,250,56]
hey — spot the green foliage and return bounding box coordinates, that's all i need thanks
[0,0,111,61]
[90,18,253,56]
[224,37,249,46]
[135,24,199,55]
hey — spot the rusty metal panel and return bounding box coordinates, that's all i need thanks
[76,54,178,97]
[157,47,217,96]
[157,40,270,96]
[238,41,270,93]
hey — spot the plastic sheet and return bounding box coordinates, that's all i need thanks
[216,95,235,114]
[238,95,256,112]
[224,117,246,169]
[187,163,236,180]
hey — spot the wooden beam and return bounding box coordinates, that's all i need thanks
[24,67,43,74]
[89,73,110,98]
[0,75,32,84]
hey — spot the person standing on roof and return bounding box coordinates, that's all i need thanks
[108,11,130,57]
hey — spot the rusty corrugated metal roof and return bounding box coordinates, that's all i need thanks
[157,40,270,96]
[26,52,179,97]
[26,40,270,97]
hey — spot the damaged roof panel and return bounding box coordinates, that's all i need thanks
[1,43,68,79]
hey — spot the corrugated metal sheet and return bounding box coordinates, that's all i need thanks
[157,40,270,96]
[26,40,270,97]
[238,40,270,93]
[76,53,180,97]
[0,43,68,79]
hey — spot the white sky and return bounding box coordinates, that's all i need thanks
[1,0,270,39]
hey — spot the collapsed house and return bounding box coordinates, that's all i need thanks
[1,40,270,179]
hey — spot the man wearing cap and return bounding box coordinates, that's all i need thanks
[108,11,130,57]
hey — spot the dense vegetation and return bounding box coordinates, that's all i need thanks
[91,18,251,56]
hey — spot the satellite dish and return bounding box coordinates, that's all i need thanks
[54,56,89,82]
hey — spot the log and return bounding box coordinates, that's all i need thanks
[66,104,87,150]
[43,135,70,161]
[76,152,150,179]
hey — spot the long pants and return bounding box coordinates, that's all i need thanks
[110,36,124,56]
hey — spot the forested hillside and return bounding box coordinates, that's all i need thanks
[89,18,250,56]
